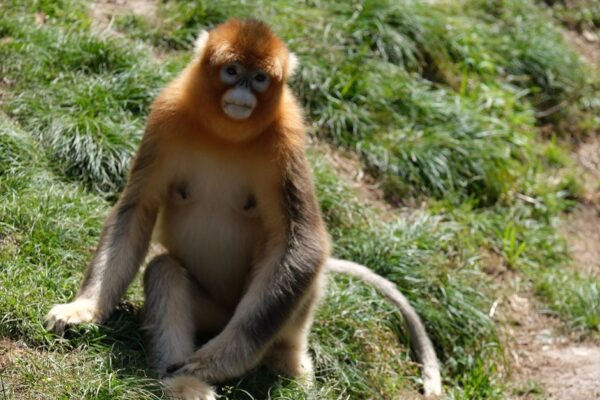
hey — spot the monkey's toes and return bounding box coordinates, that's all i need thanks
[162,375,216,400]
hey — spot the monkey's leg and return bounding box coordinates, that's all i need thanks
[263,292,320,384]
[143,254,197,375]
[143,254,229,375]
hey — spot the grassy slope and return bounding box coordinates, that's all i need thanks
[0,0,599,399]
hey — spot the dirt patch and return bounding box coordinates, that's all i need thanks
[573,135,600,202]
[314,143,393,213]
[313,142,421,219]
[534,345,600,399]
[563,30,600,71]
[324,147,389,207]
[502,294,600,399]
[90,0,158,31]
[559,135,600,277]
[0,338,28,370]
[560,204,600,277]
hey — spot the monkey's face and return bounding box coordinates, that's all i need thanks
[190,19,296,142]
[218,62,271,120]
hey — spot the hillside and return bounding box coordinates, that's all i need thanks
[1,0,599,399]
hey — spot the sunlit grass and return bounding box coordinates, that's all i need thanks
[1,0,599,398]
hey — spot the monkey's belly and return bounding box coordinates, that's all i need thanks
[154,202,259,309]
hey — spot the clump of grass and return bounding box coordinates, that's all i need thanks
[540,0,600,32]
[295,57,531,203]
[1,0,90,28]
[486,1,587,118]
[331,0,588,120]
[114,1,230,50]
[11,72,147,196]
[1,344,160,400]
[537,269,600,331]
[0,115,36,193]
[0,13,168,197]
[363,76,529,204]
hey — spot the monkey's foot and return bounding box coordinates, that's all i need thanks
[264,347,314,388]
[44,299,98,334]
[163,376,216,400]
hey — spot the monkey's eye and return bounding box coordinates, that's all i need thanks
[251,71,270,92]
[220,63,244,85]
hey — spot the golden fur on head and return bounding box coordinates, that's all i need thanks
[205,19,289,79]
[172,18,301,143]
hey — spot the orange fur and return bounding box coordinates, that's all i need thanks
[150,18,300,146]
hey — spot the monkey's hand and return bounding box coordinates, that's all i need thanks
[44,299,99,335]
[165,351,215,381]
[165,336,250,384]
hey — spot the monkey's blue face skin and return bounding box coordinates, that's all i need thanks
[219,62,270,120]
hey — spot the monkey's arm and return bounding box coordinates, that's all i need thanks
[171,151,328,381]
[45,135,162,334]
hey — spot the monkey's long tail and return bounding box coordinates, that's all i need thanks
[326,257,442,397]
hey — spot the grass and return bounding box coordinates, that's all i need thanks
[1,0,599,398]
[0,10,167,197]
[540,0,600,32]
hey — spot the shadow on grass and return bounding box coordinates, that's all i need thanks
[97,303,150,373]
[61,303,295,399]
[51,303,163,395]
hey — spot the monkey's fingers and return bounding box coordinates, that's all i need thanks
[44,300,98,334]
[43,314,67,335]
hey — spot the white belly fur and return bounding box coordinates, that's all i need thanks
[153,150,262,309]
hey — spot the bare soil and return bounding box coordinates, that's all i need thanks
[90,0,157,31]
[315,143,395,214]
[559,135,600,277]
[562,30,600,71]
[509,121,600,399]
[314,142,426,220]
[505,291,600,399]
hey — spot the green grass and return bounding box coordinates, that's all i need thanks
[1,0,600,398]
[540,0,600,32]
[0,12,168,197]
[537,269,600,331]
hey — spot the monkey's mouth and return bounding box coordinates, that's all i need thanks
[223,101,254,120]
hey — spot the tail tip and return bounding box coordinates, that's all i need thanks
[423,376,443,397]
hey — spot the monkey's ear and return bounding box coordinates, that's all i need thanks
[287,53,299,78]
[193,30,210,60]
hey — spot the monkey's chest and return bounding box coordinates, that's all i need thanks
[154,164,263,308]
